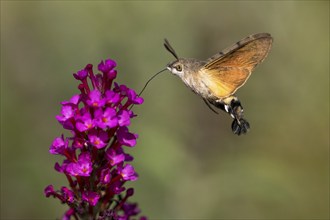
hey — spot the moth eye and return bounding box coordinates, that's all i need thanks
[175,65,182,72]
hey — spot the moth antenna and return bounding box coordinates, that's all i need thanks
[164,38,179,60]
[129,68,167,110]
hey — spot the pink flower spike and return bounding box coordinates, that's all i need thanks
[45,59,146,219]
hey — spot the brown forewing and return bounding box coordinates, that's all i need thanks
[201,33,273,98]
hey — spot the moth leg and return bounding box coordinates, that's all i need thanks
[212,96,250,135]
[203,98,219,114]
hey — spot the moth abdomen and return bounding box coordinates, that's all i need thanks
[232,118,250,135]
[209,96,250,135]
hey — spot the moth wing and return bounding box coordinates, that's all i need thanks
[201,33,273,98]
[200,67,251,98]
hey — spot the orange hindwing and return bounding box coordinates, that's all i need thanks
[201,33,273,98]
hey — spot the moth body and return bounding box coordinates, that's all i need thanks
[164,33,273,135]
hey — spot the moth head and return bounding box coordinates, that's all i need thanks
[166,59,186,77]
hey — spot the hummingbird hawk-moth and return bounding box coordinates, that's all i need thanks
[164,33,273,135]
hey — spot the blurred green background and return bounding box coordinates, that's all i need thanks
[1,1,329,219]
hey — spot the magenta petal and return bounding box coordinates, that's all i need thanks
[62,208,75,220]
[86,90,105,107]
[82,191,100,206]
[56,105,74,122]
[66,163,80,176]
[73,69,88,80]
[127,89,144,105]
[118,110,130,127]
[105,90,120,105]
[98,59,117,74]
[49,136,68,155]
[119,164,138,181]
[76,122,87,132]
[106,149,125,166]
[95,108,118,129]
[100,168,112,184]
[117,127,137,147]
[61,187,75,203]
[44,185,55,197]
[88,129,109,149]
